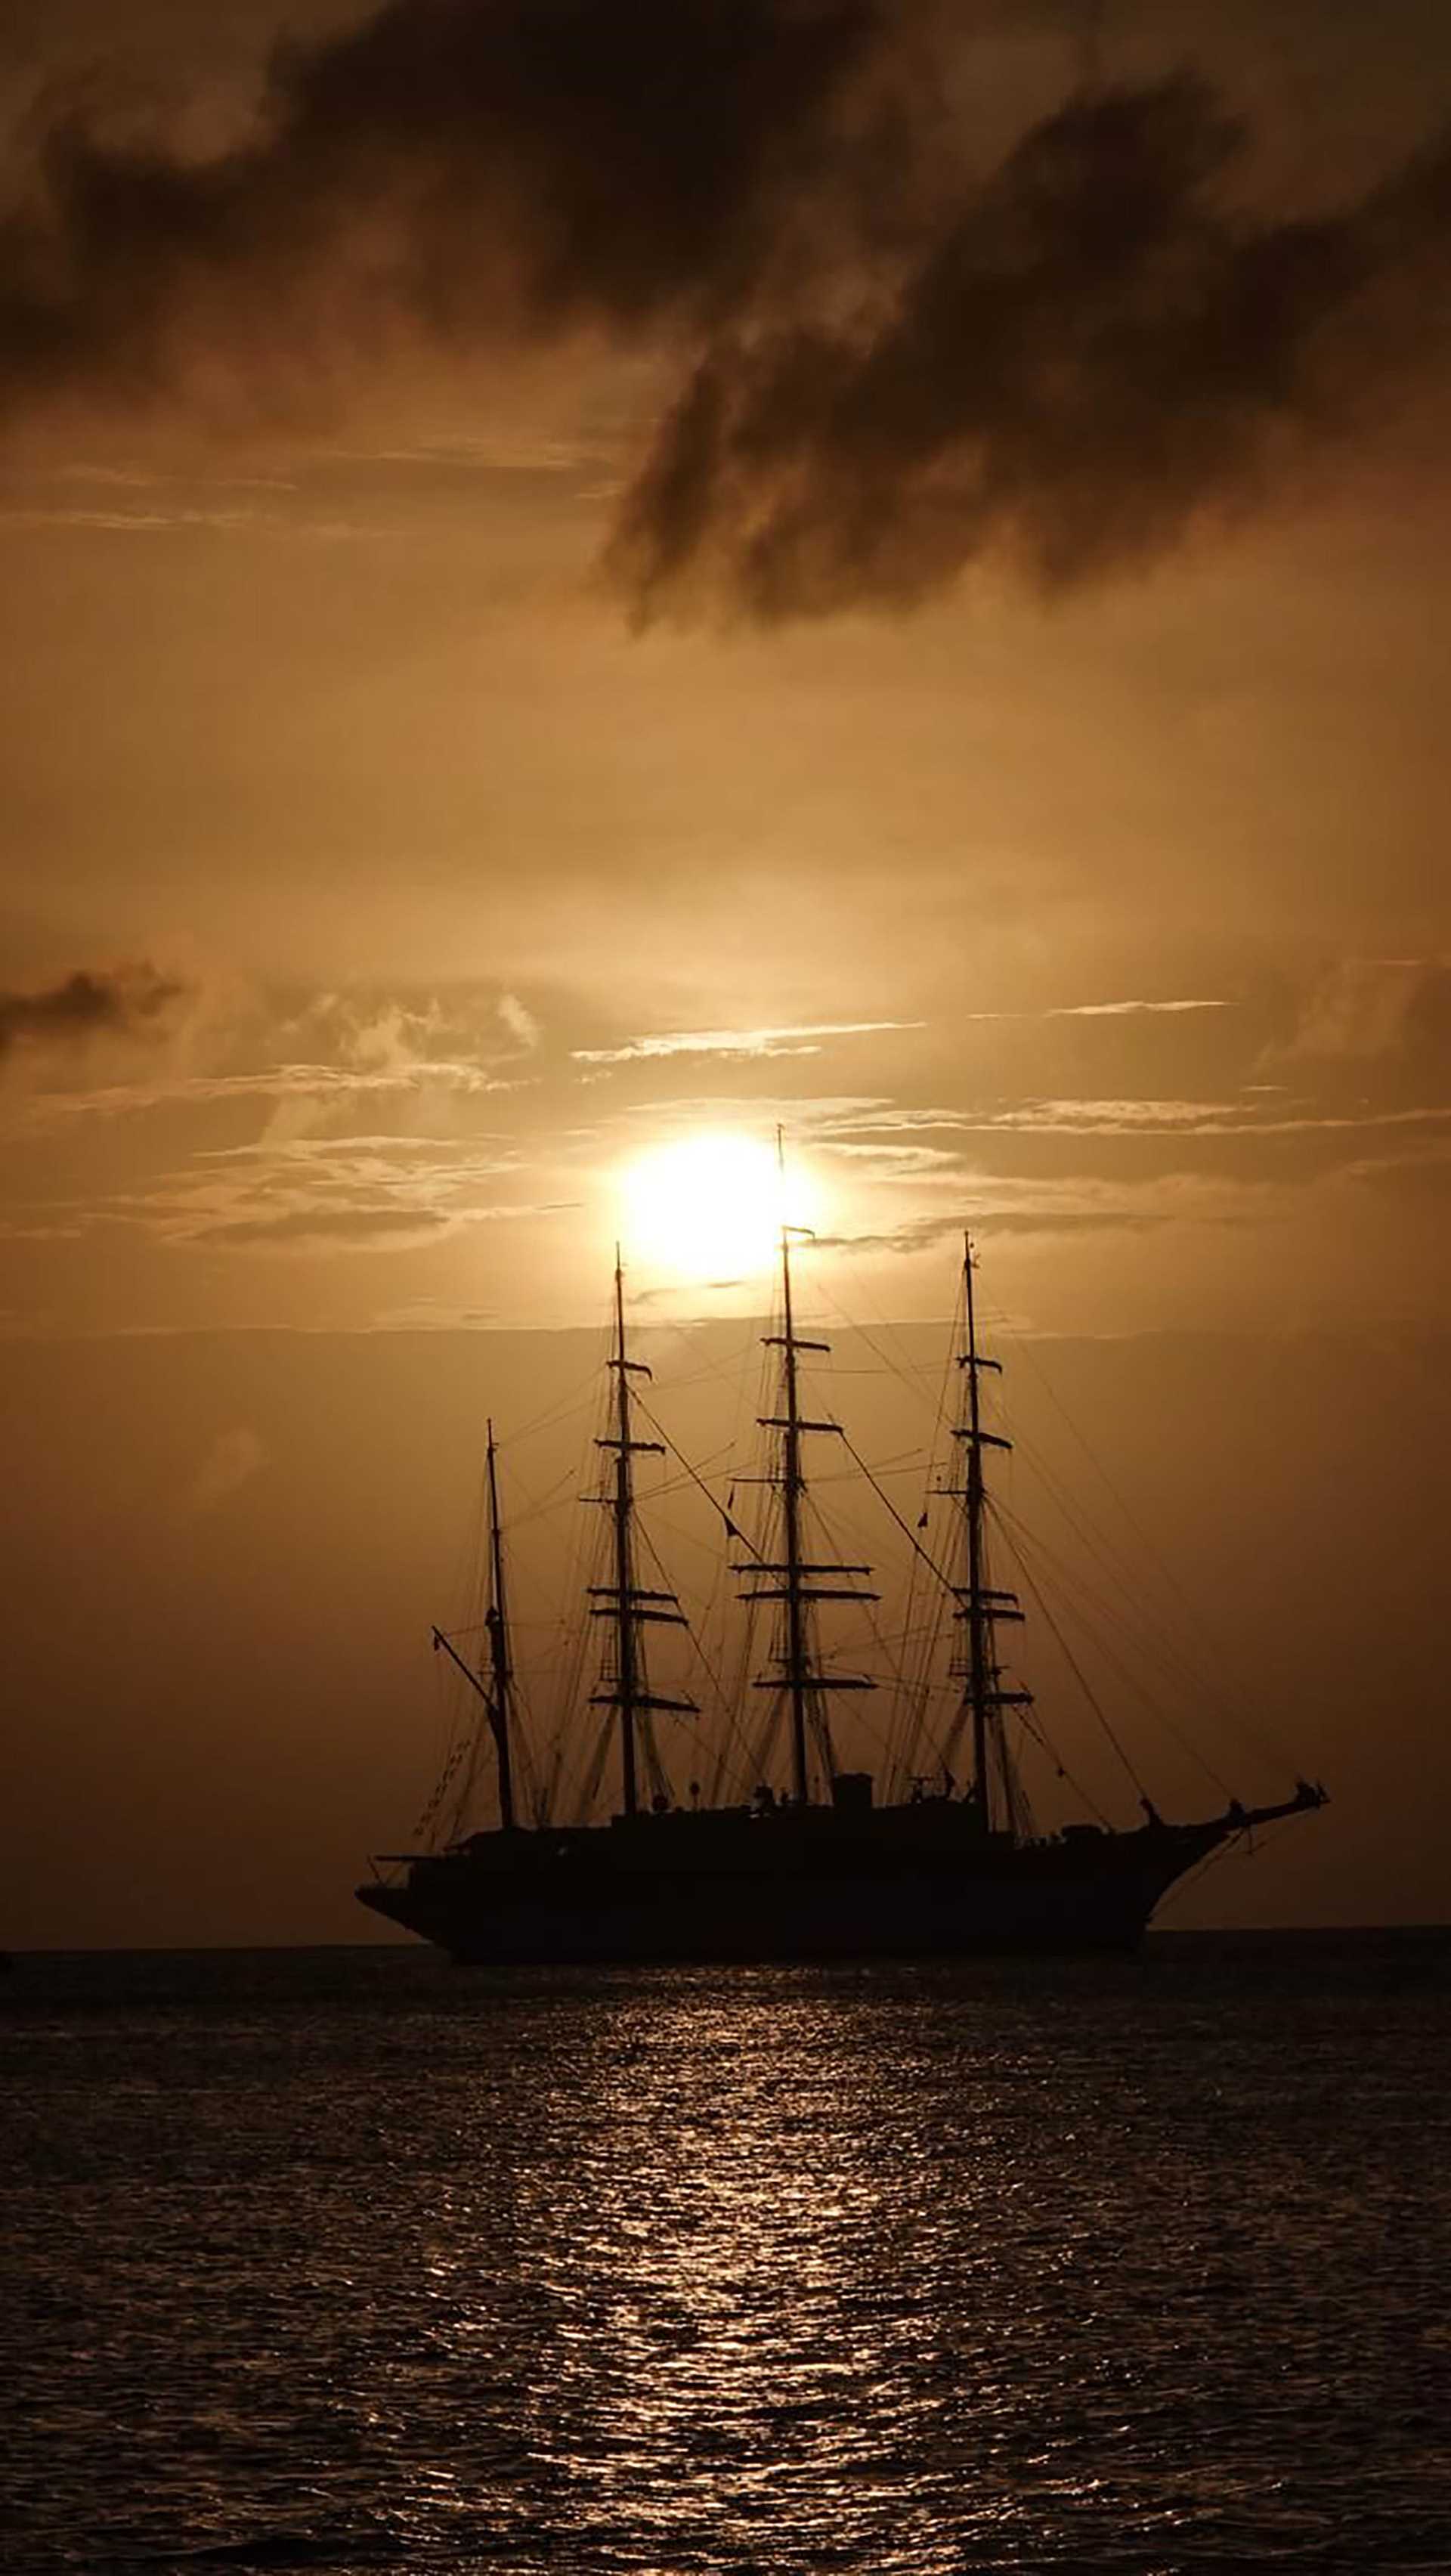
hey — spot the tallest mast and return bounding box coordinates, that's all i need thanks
[740,1215,876,1807]
[589,1252,695,1817]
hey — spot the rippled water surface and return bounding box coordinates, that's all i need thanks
[4,1934,1449,2574]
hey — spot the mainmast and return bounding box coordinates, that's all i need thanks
[740,1221,876,1807]
[589,1252,695,1817]
[948,1232,1029,1834]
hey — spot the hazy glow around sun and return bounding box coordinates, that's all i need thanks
[620,1133,825,1280]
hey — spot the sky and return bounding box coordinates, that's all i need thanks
[2,0,1448,1946]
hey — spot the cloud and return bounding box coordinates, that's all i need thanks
[22,1057,520,1125]
[0,961,186,1064]
[961,996,1233,1023]
[184,1198,575,1253]
[572,1017,924,1064]
[497,992,541,1051]
[1044,998,1231,1022]
[195,1206,457,1250]
[91,1125,580,1256]
[815,1166,1272,1254]
[818,1094,1451,1152]
[817,1207,1165,1256]
[1272,958,1451,1067]
[0,0,879,425]
[3,9,1448,622]
[611,75,1451,622]
[187,1426,267,1513]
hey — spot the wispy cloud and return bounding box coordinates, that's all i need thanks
[77,1132,577,1255]
[963,998,1233,1023]
[814,1098,1451,1144]
[1269,958,1449,1066]
[816,1170,1276,1255]
[0,506,263,535]
[497,992,541,1051]
[572,1019,924,1066]
[22,1059,523,1127]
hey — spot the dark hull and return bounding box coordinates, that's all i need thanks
[356,1809,1236,1965]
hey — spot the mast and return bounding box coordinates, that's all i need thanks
[589,1251,695,1817]
[964,1237,990,1828]
[741,1217,877,1807]
[948,1232,1029,1833]
[428,1416,518,1834]
[483,1420,515,1831]
[779,1225,810,1804]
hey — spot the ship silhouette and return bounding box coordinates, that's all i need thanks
[357,1224,1326,1962]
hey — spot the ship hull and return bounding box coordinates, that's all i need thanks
[356,1813,1227,1965]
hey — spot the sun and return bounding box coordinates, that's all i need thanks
[620,1133,823,1281]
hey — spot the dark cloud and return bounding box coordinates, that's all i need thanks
[0,0,883,424]
[612,76,1451,620]
[2,7,1448,616]
[0,962,185,1061]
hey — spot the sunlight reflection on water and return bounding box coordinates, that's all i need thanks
[3,1939,1450,2572]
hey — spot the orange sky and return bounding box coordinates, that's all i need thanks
[2,0,1447,1942]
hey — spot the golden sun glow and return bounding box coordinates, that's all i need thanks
[620,1133,825,1281]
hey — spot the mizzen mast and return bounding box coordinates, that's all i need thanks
[483,1420,516,1830]
[428,1414,517,1832]
[589,1252,696,1818]
[740,1221,877,1807]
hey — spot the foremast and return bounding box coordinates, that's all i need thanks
[738,1223,877,1806]
[948,1232,1031,1837]
[589,1252,696,1817]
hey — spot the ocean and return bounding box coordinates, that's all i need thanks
[3,1933,1449,2575]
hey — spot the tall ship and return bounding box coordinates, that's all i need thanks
[357,1225,1326,1961]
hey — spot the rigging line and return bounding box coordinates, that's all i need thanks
[1156,1837,1239,1915]
[992,1493,1239,1794]
[487,1458,584,1537]
[708,1607,760,1805]
[1001,1332,1292,1760]
[632,1516,747,1763]
[500,1338,615,1451]
[1154,1811,1299,1918]
[986,1491,1159,1673]
[809,1443,932,1474]
[1001,1423,1253,1737]
[828,1362,942,1378]
[630,1386,771,1567]
[1002,1512,1217,1748]
[647,1336,763,1399]
[815,1280,951,1432]
[1014,1706,1113,1828]
[995,1525,1151,1804]
[1000,1413,1206,1663]
[894,1259,962,1791]
[537,1401,600,1820]
[831,1418,962,1599]
[648,1438,740,1503]
[995,1506,1236,1803]
[572,1713,615,1826]
[818,1239,958,1395]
